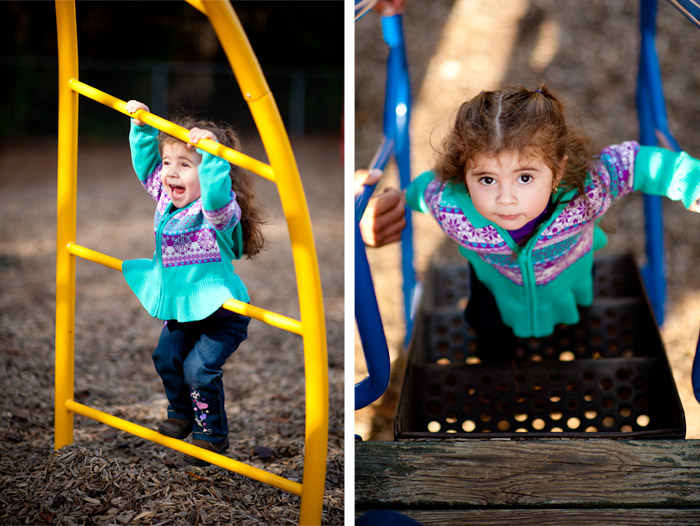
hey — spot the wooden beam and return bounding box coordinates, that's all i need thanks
[357,509,700,525]
[356,440,700,508]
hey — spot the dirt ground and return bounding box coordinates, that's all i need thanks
[355,0,700,440]
[0,134,344,524]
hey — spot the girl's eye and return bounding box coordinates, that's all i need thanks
[479,176,495,186]
[519,174,533,183]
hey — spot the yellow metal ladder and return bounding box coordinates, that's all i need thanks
[54,2,328,524]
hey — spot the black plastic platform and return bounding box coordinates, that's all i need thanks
[395,254,686,439]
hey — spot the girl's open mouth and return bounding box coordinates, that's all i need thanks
[170,185,186,199]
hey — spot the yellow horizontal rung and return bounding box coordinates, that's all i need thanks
[184,0,206,15]
[67,242,122,271]
[66,243,303,335]
[64,399,302,496]
[67,78,275,182]
[222,298,302,335]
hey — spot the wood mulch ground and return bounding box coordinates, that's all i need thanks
[0,135,344,525]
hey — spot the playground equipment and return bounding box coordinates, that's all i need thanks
[355,11,417,411]
[54,2,328,524]
[395,251,685,439]
[355,0,379,21]
[355,0,700,414]
[356,0,700,521]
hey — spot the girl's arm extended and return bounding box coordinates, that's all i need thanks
[190,129,242,232]
[126,100,163,201]
[592,142,700,219]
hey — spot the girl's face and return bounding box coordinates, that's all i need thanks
[465,149,561,230]
[160,142,202,208]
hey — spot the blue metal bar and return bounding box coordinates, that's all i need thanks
[355,0,379,21]
[355,217,391,410]
[354,13,414,410]
[666,0,700,28]
[663,2,700,409]
[636,0,684,325]
[353,140,393,411]
[693,331,700,404]
[382,14,416,344]
[355,137,394,221]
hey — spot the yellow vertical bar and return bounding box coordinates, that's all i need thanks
[54,0,79,450]
[202,3,328,524]
[247,94,328,526]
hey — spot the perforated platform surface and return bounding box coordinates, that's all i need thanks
[395,254,686,439]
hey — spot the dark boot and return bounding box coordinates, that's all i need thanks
[186,438,230,466]
[157,418,193,439]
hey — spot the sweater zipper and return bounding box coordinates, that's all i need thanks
[155,205,179,267]
[153,205,181,314]
[155,204,181,267]
[519,250,537,336]
[497,194,569,336]
[510,198,568,336]
[497,226,539,336]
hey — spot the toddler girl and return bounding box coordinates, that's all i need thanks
[361,85,700,357]
[125,100,265,464]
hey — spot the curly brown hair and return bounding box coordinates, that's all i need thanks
[159,116,266,258]
[434,84,593,203]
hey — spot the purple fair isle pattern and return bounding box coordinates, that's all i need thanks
[437,208,509,249]
[203,194,241,231]
[162,228,221,267]
[591,142,638,217]
[166,201,204,230]
[153,191,173,235]
[150,189,243,268]
[158,198,234,268]
[425,180,509,251]
[533,228,593,285]
[486,256,523,284]
[142,163,165,202]
[422,142,640,286]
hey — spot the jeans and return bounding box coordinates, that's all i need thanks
[152,311,250,443]
[464,266,517,362]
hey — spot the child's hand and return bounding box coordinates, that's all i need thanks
[373,0,405,16]
[126,100,150,126]
[354,168,382,196]
[188,128,217,150]
[690,197,700,213]
[359,186,407,247]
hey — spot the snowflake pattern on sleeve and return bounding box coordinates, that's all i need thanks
[141,163,165,202]
[203,193,241,231]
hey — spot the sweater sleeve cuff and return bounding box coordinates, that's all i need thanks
[129,120,159,140]
[633,146,700,209]
[405,171,436,213]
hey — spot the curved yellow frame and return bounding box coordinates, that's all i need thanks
[55,2,328,524]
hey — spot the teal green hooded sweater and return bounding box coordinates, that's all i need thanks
[122,123,249,322]
[406,142,700,338]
